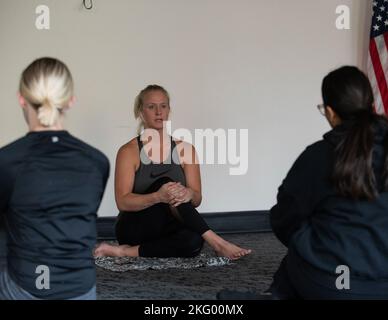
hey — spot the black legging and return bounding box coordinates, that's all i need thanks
[115,177,210,258]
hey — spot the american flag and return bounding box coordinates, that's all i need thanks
[368,0,388,115]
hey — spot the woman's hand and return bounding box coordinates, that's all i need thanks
[167,183,193,207]
[157,182,176,204]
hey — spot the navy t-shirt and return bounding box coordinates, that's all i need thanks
[0,130,109,299]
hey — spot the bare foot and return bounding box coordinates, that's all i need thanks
[93,243,138,257]
[214,240,252,260]
[202,230,252,260]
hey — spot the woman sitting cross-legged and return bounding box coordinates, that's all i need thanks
[94,85,251,260]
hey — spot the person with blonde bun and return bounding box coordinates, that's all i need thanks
[0,57,109,300]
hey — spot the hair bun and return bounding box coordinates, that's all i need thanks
[37,98,60,127]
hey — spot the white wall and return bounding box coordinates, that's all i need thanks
[0,0,372,216]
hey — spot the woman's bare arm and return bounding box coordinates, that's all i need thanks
[170,142,202,208]
[114,141,162,212]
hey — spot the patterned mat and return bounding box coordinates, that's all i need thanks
[94,242,231,272]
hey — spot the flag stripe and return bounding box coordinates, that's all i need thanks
[369,38,388,114]
[368,54,385,114]
[379,34,388,81]
[373,34,388,113]
[383,32,388,56]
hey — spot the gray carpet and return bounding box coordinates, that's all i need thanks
[96,232,287,300]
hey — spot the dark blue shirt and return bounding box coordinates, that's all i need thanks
[0,131,109,299]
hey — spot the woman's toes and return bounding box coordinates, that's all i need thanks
[243,249,251,255]
[93,243,114,257]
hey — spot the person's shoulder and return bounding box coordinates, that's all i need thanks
[0,135,31,165]
[305,139,331,154]
[115,137,141,170]
[67,133,110,171]
[294,138,332,169]
[121,137,139,150]
[305,128,336,155]
[117,137,139,156]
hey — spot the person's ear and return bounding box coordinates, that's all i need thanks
[325,106,342,127]
[68,96,76,109]
[18,93,30,126]
[18,93,27,109]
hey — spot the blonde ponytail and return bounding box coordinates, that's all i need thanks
[134,94,144,135]
[19,57,73,127]
[37,99,60,127]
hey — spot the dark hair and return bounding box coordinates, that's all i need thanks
[322,66,388,200]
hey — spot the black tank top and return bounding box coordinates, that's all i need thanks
[133,136,186,194]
